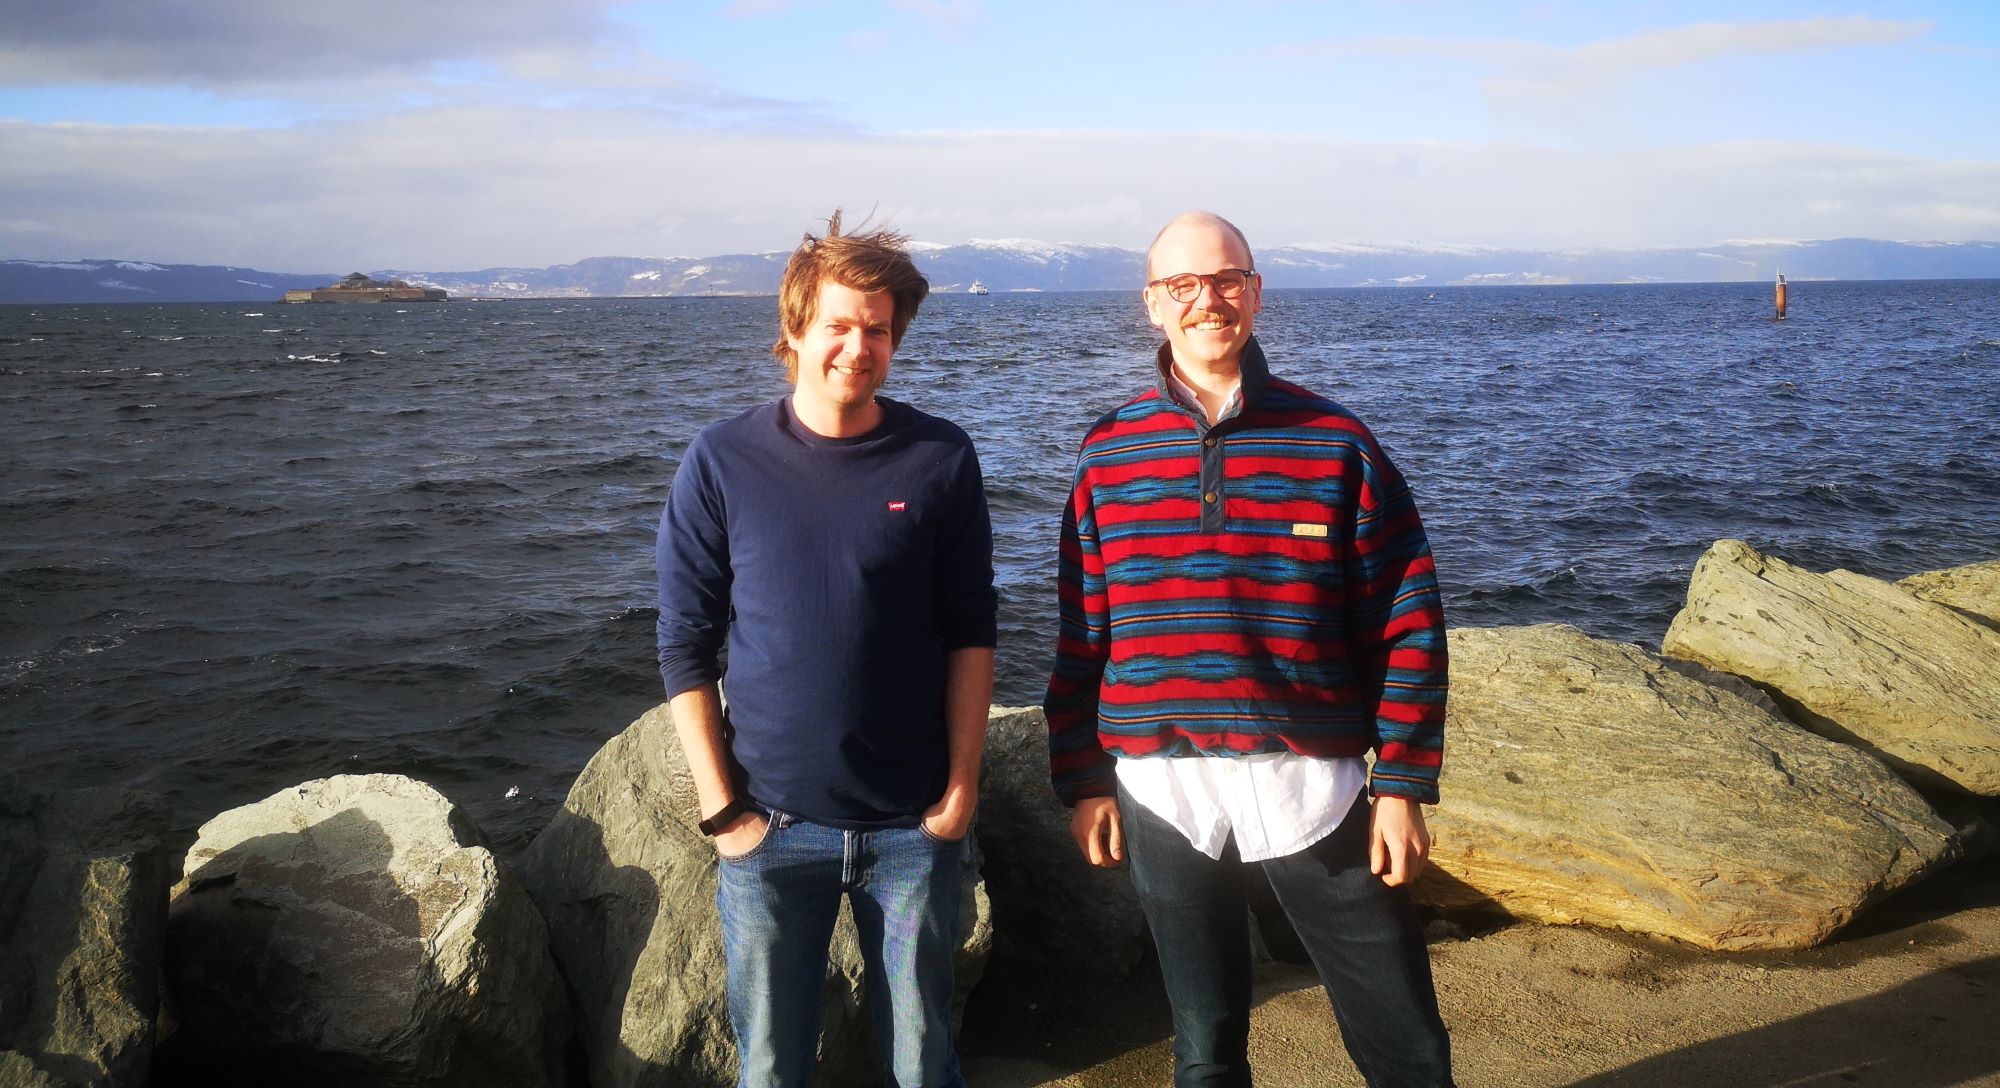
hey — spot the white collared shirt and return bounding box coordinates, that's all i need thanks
[1126,363,1368,862]
[1117,752,1366,862]
[1164,361,1242,424]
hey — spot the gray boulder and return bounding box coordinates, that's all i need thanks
[518,704,992,1088]
[163,774,570,1087]
[0,776,170,1088]
[1899,558,2000,631]
[1423,625,1960,951]
[1662,539,2000,797]
[974,707,1149,983]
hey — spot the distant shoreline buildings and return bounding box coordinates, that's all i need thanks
[285,272,447,304]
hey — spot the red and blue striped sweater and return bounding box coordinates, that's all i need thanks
[1044,338,1448,806]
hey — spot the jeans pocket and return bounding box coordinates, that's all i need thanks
[716,810,780,862]
[915,820,967,846]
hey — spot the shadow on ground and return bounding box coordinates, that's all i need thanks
[1562,953,1998,1088]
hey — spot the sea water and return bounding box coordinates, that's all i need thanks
[4,281,1997,854]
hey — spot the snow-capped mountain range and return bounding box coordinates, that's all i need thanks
[4,238,1997,304]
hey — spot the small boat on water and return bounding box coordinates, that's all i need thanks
[968,280,989,295]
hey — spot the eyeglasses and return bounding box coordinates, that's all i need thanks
[1148,268,1258,303]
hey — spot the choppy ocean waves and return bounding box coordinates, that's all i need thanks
[5,282,1998,856]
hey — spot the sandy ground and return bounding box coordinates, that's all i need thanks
[958,858,2000,1088]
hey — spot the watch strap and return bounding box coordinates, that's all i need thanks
[698,799,749,836]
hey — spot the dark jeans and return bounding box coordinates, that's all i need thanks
[1122,786,1455,1088]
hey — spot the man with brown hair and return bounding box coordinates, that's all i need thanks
[657,211,997,1087]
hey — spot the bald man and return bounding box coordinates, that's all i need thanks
[1044,212,1454,1087]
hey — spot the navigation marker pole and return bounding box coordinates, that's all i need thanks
[1776,272,1788,320]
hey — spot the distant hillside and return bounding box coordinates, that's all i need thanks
[382,238,2000,297]
[0,260,334,304]
[1258,239,2000,288]
[368,240,1147,299]
[6,239,1999,304]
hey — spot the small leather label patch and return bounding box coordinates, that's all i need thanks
[1291,522,1329,538]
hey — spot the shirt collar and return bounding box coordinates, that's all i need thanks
[1165,363,1240,420]
[1153,336,1270,424]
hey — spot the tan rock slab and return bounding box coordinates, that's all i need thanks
[1662,538,2000,797]
[1422,624,1959,951]
[1899,558,2000,631]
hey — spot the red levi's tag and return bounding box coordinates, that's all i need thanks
[887,501,908,512]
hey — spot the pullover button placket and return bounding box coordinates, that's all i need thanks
[1198,426,1228,533]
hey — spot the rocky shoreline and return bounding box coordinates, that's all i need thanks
[5,539,1997,1087]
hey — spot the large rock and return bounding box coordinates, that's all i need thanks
[0,776,170,1088]
[1421,625,1960,951]
[518,704,992,1088]
[162,774,570,1087]
[1899,558,2000,631]
[975,707,1149,984]
[1662,539,2000,797]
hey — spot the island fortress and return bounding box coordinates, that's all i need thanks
[284,272,447,303]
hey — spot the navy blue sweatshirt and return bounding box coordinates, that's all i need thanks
[656,396,998,828]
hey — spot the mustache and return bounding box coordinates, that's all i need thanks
[1181,305,1238,327]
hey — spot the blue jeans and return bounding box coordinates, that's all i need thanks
[1122,786,1455,1088]
[716,809,967,1088]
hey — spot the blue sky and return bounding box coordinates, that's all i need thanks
[3,1,1995,269]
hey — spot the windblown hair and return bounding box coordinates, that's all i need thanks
[773,209,931,379]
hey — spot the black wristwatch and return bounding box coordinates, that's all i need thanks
[699,798,750,836]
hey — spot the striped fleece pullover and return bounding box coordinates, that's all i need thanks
[1044,338,1448,806]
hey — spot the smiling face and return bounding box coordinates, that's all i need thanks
[1144,215,1262,376]
[786,278,896,436]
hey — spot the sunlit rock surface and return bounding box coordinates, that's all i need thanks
[1663,539,2000,797]
[1899,558,2000,632]
[1423,624,1959,951]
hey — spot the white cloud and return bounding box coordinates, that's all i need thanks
[0,1,848,134]
[4,112,1995,270]
[1913,200,2000,230]
[0,0,614,88]
[890,0,983,35]
[1493,18,1929,116]
[1573,16,1927,68]
[1288,17,1929,72]
[842,31,893,53]
[1,216,61,236]
[1282,17,1931,131]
